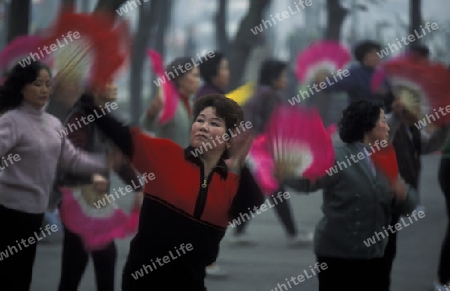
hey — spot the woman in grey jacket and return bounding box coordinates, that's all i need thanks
[279,100,418,291]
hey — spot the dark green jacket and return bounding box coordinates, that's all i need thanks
[284,142,417,259]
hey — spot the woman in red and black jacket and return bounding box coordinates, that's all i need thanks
[82,93,263,290]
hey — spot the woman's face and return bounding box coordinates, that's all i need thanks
[98,80,118,102]
[179,66,200,96]
[21,69,51,108]
[212,58,230,90]
[190,106,229,155]
[367,109,390,143]
[273,69,287,90]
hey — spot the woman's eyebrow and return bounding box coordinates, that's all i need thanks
[212,117,224,122]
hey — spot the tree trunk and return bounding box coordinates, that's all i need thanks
[61,0,76,12]
[94,0,128,13]
[129,1,160,124]
[228,0,271,91]
[80,0,91,12]
[7,0,30,44]
[154,0,172,59]
[325,0,348,41]
[409,0,422,47]
[93,0,127,26]
[215,0,228,53]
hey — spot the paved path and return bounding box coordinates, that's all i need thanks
[30,154,445,291]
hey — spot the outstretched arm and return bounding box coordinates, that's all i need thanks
[78,94,134,158]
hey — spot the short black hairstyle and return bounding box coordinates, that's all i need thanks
[166,57,195,88]
[353,40,381,63]
[193,93,244,130]
[338,100,384,143]
[192,93,244,159]
[199,51,225,85]
[408,45,430,58]
[258,59,287,87]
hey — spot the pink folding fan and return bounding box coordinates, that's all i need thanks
[146,49,179,125]
[296,40,351,85]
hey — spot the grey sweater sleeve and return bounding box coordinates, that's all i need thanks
[59,135,107,174]
[0,114,19,157]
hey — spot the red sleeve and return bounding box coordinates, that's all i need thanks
[130,127,157,175]
[66,112,89,150]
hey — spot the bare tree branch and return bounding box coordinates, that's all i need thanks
[228,0,271,91]
[215,0,229,53]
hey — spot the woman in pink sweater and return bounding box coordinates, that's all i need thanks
[0,61,110,291]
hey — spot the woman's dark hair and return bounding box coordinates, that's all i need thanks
[353,40,381,63]
[0,61,51,113]
[199,51,225,85]
[409,45,430,58]
[338,100,383,143]
[258,59,287,87]
[166,57,195,88]
[193,93,244,159]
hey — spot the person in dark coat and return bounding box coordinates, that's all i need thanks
[235,59,314,247]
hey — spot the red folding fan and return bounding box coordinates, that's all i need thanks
[0,35,52,74]
[296,40,351,85]
[370,143,399,184]
[40,12,128,89]
[383,58,450,126]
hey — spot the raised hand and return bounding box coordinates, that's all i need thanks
[92,173,109,194]
[225,128,254,172]
[146,94,163,120]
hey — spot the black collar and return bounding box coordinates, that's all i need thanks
[184,146,229,180]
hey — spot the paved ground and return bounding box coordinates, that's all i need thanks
[30,154,445,291]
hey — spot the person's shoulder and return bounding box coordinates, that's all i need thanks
[1,108,25,124]
[334,143,355,156]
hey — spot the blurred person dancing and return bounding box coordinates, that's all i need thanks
[236,59,314,247]
[79,93,263,290]
[45,71,84,242]
[382,45,450,291]
[279,100,418,291]
[387,95,448,291]
[56,80,144,291]
[0,61,110,291]
[141,57,199,146]
[325,40,390,106]
[435,136,450,291]
[195,51,229,99]
[434,66,450,291]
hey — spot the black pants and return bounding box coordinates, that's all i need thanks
[438,158,450,285]
[317,256,384,291]
[58,226,117,291]
[379,212,401,291]
[234,185,297,236]
[0,204,44,291]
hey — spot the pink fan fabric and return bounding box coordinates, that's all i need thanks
[247,134,278,196]
[296,40,351,85]
[0,35,52,73]
[59,188,139,251]
[248,106,335,195]
[266,105,335,181]
[146,49,179,125]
